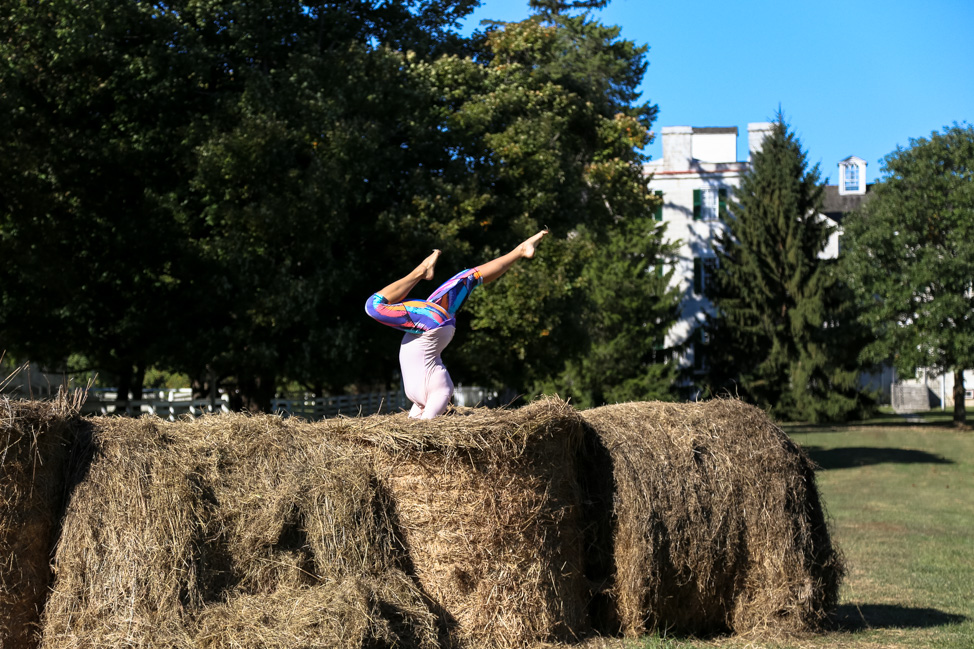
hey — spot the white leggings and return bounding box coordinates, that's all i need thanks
[399,325,455,419]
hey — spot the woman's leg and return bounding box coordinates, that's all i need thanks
[422,229,549,316]
[365,249,445,332]
[421,361,454,419]
[375,249,441,303]
[425,268,483,315]
[477,229,548,284]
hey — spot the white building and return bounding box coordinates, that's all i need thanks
[644,124,870,384]
[644,123,774,373]
[646,129,974,410]
[820,155,870,255]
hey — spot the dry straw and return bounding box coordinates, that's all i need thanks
[336,396,590,648]
[38,396,590,649]
[580,399,844,638]
[39,412,439,649]
[0,394,80,649]
[4,394,842,649]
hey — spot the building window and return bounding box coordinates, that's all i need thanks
[692,256,718,295]
[693,188,727,221]
[843,164,860,193]
[654,190,664,221]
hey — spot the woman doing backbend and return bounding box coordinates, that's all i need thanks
[365,229,548,419]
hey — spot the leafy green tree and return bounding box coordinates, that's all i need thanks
[1,0,482,410]
[0,0,199,399]
[529,0,610,12]
[706,115,868,422]
[433,11,681,403]
[841,123,974,426]
[2,0,683,411]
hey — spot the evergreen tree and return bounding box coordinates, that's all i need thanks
[841,123,974,427]
[706,115,869,422]
[560,215,682,407]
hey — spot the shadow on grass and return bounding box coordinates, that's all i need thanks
[833,603,967,630]
[784,407,974,433]
[804,446,954,470]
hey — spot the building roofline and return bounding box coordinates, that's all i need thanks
[647,164,748,176]
[692,127,738,135]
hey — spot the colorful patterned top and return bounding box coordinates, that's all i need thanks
[365,267,483,335]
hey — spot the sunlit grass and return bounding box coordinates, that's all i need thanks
[789,420,974,649]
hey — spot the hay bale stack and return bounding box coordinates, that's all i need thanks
[0,396,78,649]
[338,397,590,648]
[581,399,843,637]
[39,413,438,649]
[10,394,840,646]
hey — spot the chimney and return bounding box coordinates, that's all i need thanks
[747,122,774,161]
[661,126,693,171]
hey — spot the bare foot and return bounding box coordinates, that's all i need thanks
[520,229,549,259]
[420,249,441,280]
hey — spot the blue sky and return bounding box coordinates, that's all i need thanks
[460,0,974,184]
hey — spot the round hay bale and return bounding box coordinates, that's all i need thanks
[338,397,590,648]
[580,399,844,638]
[39,413,438,649]
[0,396,78,649]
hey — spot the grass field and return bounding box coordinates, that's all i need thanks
[587,408,974,649]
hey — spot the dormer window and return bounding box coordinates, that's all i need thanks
[838,156,867,196]
[843,164,860,193]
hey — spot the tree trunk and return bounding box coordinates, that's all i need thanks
[235,373,276,414]
[192,369,221,411]
[191,375,206,401]
[116,367,132,403]
[953,368,967,427]
[131,362,146,401]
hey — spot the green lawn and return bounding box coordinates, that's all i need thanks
[589,409,974,649]
[785,411,974,649]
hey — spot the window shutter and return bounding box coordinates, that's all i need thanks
[693,257,702,294]
[718,188,727,217]
[693,189,702,221]
[654,190,664,221]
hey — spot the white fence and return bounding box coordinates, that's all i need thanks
[60,386,495,422]
[271,391,408,419]
[70,390,405,421]
[78,392,402,421]
[81,394,230,420]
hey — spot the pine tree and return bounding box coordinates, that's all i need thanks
[706,114,869,422]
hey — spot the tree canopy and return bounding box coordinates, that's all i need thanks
[1,0,680,410]
[841,123,974,426]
